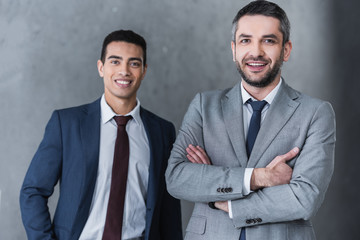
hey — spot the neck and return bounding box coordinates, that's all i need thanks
[104,94,137,115]
[242,75,281,100]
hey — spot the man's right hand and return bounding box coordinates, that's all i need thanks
[251,147,299,191]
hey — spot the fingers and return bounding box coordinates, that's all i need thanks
[186,152,198,163]
[281,147,299,162]
[186,145,201,163]
[214,201,229,213]
[196,146,207,156]
[267,147,299,168]
[186,144,212,165]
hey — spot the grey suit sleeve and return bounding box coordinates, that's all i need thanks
[166,93,246,202]
[230,102,336,228]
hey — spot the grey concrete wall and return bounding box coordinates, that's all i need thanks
[0,0,359,239]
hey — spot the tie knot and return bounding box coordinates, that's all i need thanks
[248,100,267,112]
[113,115,132,127]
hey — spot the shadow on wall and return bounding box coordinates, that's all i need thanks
[312,0,360,239]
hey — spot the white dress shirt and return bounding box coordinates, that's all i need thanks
[228,79,282,218]
[79,95,150,240]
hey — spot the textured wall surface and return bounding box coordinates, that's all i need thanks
[0,0,359,239]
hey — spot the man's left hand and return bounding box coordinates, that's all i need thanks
[215,201,229,213]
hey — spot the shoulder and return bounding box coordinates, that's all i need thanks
[300,93,335,119]
[55,98,101,119]
[198,87,232,100]
[190,86,234,108]
[140,107,176,142]
[140,107,175,130]
[283,83,335,117]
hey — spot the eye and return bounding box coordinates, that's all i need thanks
[240,39,250,44]
[129,61,141,68]
[110,60,120,65]
[264,39,276,44]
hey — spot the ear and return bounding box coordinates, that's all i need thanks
[97,60,104,77]
[231,41,236,62]
[283,40,292,62]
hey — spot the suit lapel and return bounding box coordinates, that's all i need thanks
[140,108,162,226]
[80,99,101,195]
[221,82,248,167]
[72,99,101,237]
[248,83,300,167]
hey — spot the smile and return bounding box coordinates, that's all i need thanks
[115,80,131,84]
[245,61,268,72]
[247,63,267,66]
[114,79,132,88]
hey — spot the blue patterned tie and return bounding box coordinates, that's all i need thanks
[240,99,267,240]
[246,100,267,157]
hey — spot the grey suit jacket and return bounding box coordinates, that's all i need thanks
[166,81,336,240]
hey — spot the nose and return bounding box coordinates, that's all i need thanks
[117,63,130,76]
[249,42,264,58]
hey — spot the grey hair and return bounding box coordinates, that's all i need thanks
[231,1,291,45]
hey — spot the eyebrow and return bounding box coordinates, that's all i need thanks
[238,34,252,39]
[128,57,143,63]
[237,33,280,41]
[263,34,279,40]
[107,55,122,60]
[107,55,143,63]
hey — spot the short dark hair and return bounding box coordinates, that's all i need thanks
[100,30,147,66]
[232,0,290,45]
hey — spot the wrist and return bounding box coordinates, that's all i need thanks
[250,168,267,190]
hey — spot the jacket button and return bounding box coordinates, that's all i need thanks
[246,219,254,224]
[228,188,233,192]
[256,218,262,223]
[217,188,221,192]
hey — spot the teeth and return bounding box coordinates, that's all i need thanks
[248,63,266,66]
[116,80,130,84]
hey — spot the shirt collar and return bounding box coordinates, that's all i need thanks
[241,78,282,105]
[100,94,142,125]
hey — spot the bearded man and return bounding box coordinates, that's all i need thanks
[166,1,336,240]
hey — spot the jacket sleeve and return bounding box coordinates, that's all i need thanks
[161,122,183,240]
[166,93,246,203]
[19,111,62,240]
[230,102,336,228]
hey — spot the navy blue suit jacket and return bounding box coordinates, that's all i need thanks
[20,98,182,240]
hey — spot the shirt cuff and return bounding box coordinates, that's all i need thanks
[243,168,254,195]
[228,168,254,219]
[228,200,233,219]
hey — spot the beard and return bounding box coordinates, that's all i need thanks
[235,49,284,88]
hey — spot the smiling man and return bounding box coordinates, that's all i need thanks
[166,1,335,240]
[20,30,182,240]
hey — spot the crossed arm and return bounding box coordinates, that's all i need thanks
[165,94,335,228]
[186,144,299,212]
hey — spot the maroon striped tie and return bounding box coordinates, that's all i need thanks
[102,116,132,240]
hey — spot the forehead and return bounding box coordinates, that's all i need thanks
[105,41,143,59]
[236,15,282,38]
